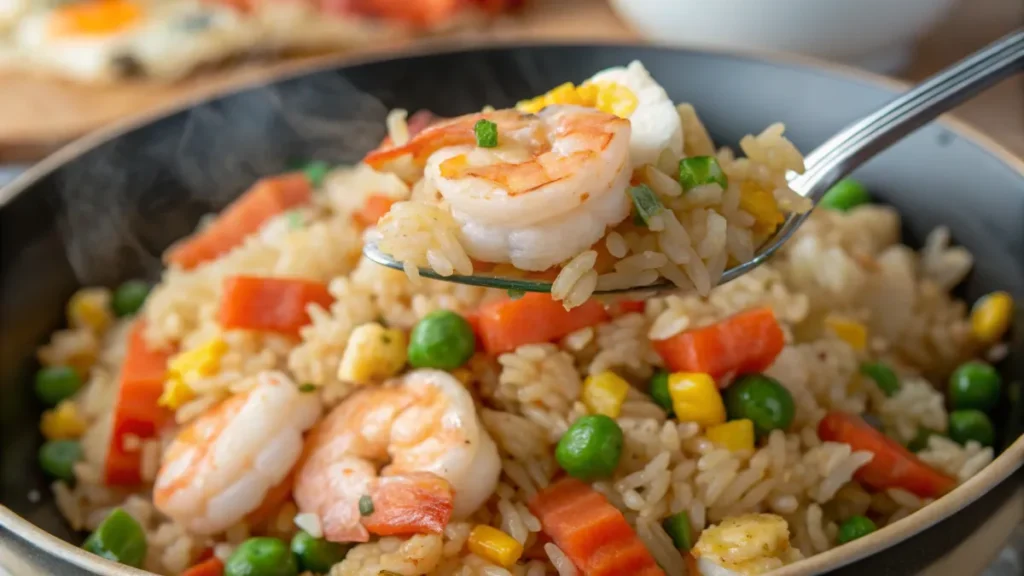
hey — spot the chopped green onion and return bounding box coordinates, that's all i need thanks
[302,161,331,188]
[298,383,316,393]
[474,120,498,148]
[678,156,728,192]
[860,362,900,397]
[507,289,525,300]
[627,184,664,225]
[662,512,693,550]
[358,495,374,516]
[285,210,304,230]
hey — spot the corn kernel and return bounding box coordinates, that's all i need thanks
[40,400,87,440]
[547,82,584,106]
[158,377,196,410]
[825,315,868,352]
[582,371,630,418]
[739,181,785,236]
[667,372,726,427]
[467,525,523,568]
[169,338,228,384]
[67,288,113,334]
[592,81,639,118]
[337,323,408,385]
[706,419,755,452]
[971,291,1013,345]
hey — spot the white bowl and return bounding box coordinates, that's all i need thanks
[609,0,957,73]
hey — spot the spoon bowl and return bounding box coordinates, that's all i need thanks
[364,31,1023,296]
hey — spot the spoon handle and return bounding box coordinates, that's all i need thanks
[794,30,1024,202]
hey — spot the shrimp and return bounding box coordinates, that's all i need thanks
[152,371,321,535]
[365,106,633,271]
[293,369,500,543]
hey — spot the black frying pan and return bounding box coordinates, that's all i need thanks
[1,43,1022,576]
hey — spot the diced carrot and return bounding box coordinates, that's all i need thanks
[217,276,334,336]
[181,556,224,576]
[196,548,214,563]
[476,293,610,355]
[817,411,956,498]
[105,321,174,485]
[607,299,645,317]
[346,0,462,26]
[363,472,454,536]
[652,306,784,381]
[354,194,398,227]
[166,174,311,270]
[529,478,664,576]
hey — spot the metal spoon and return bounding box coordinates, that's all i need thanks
[364,31,1024,295]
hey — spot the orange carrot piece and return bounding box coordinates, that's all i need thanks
[607,299,645,317]
[181,556,224,576]
[166,174,311,270]
[354,194,398,227]
[476,293,610,355]
[363,472,454,537]
[348,0,461,26]
[105,321,174,485]
[818,411,956,498]
[217,276,333,336]
[529,478,664,576]
[652,306,784,381]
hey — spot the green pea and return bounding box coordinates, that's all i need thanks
[82,508,147,568]
[555,415,624,480]
[860,362,899,397]
[302,161,331,188]
[225,537,298,576]
[819,178,870,211]
[648,370,674,416]
[724,374,795,437]
[662,512,693,550]
[111,280,150,317]
[948,409,995,447]
[949,361,1002,413]
[407,310,476,370]
[291,531,349,574]
[34,366,82,406]
[836,515,877,544]
[907,428,941,452]
[39,440,82,482]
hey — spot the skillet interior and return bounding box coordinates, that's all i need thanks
[1,44,1022,575]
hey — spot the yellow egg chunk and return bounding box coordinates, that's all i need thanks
[169,338,229,384]
[67,288,113,335]
[825,315,868,352]
[158,377,196,410]
[516,81,637,119]
[971,291,1013,344]
[739,181,785,236]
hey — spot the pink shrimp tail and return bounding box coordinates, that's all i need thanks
[362,472,455,537]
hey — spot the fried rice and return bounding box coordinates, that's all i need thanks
[33,64,1015,576]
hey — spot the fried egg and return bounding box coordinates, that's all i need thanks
[13,0,259,82]
[588,60,683,167]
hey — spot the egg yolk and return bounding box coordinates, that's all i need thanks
[517,81,639,118]
[51,0,143,37]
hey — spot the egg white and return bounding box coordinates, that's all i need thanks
[588,60,683,168]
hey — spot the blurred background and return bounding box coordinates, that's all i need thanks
[0,0,1021,574]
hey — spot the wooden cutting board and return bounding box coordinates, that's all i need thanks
[0,0,633,162]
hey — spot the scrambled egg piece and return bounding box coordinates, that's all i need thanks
[337,323,408,385]
[693,513,802,576]
[159,338,228,409]
[739,181,785,236]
